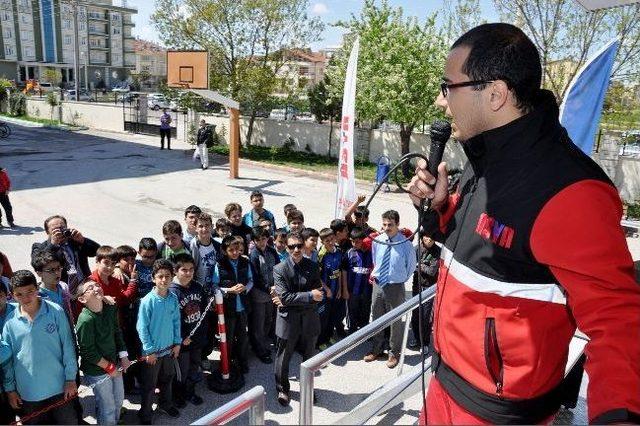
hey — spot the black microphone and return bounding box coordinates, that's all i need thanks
[428,120,452,179]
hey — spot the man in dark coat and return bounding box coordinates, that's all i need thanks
[31,215,100,294]
[272,232,323,406]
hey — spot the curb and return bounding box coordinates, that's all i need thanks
[1,115,87,131]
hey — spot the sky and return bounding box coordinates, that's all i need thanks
[132,0,500,49]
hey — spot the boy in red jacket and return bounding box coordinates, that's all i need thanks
[0,167,14,228]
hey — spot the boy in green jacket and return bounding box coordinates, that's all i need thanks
[75,280,131,425]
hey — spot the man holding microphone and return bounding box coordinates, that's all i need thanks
[409,23,640,425]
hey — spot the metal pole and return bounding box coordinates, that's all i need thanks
[191,385,265,425]
[397,311,412,376]
[72,0,80,101]
[299,365,314,425]
[249,388,266,425]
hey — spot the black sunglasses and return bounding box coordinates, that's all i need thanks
[440,80,494,97]
[287,243,304,250]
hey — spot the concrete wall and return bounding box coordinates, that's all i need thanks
[26,98,124,133]
[616,157,640,203]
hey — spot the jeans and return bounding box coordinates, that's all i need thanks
[196,144,209,168]
[84,374,124,425]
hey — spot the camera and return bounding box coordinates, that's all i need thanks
[62,228,72,238]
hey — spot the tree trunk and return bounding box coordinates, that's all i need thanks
[328,117,334,158]
[245,111,257,146]
[400,123,414,177]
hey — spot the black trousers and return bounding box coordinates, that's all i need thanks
[139,354,176,422]
[175,347,202,398]
[0,192,13,224]
[20,393,77,425]
[347,291,372,333]
[411,279,434,346]
[226,311,249,368]
[0,391,16,424]
[249,300,274,357]
[318,298,346,345]
[160,128,171,149]
[274,332,318,394]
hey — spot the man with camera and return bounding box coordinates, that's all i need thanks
[31,215,100,295]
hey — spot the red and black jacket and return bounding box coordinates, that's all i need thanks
[423,90,640,424]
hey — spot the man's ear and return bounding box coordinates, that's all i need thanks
[489,80,510,112]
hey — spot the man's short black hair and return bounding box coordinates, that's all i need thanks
[301,227,319,241]
[452,23,542,113]
[173,253,195,270]
[31,247,65,272]
[251,226,270,241]
[152,259,174,277]
[116,245,137,261]
[10,270,38,291]
[274,228,288,239]
[184,205,202,217]
[355,206,369,219]
[382,210,400,224]
[350,226,366,240]
[139,237,158,252]
[330,219,348,233]
[250,190,263,200]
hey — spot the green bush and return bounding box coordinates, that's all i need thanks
[8,92,26,116]
[627,202,640,220]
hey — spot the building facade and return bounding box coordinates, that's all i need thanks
[273,49,328,97]
[134,38,166,88]
[0,0,136,88]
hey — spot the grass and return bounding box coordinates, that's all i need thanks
[0,112,61,126]
[208,144,390,183]
[601,109,640,132]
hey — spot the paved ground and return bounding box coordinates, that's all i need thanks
[1,123,638,425]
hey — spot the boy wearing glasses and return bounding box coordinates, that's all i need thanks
[32,247,73,321]
[272,232,323,406]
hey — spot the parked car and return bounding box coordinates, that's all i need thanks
[111,86,130,93]
[147,94,170,110]
[38,82,56,92]
[64,89,94,102]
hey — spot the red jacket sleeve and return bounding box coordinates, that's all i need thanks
[530,180,640,423]
[0,171,10,192]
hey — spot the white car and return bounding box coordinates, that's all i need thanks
[147,94,170,111]
[64,89,93,101]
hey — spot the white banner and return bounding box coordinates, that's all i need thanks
[335,37,360,219]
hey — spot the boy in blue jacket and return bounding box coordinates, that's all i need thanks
[1,270,77,424]
[136,259,182,424]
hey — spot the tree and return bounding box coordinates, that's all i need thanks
[442,0,484,44]
[45,92,60,123]
[41,68,62,87]
[494,1,640,103]
[326,0,448,176]
[308,74,342,157]
[151,0,324,145]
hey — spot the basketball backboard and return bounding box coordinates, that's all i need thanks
[167,50,209,89]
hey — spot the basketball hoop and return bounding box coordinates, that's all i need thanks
[167,51,208,89]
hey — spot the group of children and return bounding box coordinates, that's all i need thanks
[0,190,421,424]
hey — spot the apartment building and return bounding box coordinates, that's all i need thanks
[0,0,136,88]
[134,38,166,87]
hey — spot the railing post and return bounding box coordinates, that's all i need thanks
[397,311,412,376]
[299,364,315,425]
[249,387,266,425]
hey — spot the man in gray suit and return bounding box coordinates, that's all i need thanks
[273,232,324,406]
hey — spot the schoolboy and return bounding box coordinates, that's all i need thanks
[0,166,14,227]
[248,227,280,363]
[189,212,219,292]
[317,228,347,347]
[330,219,352,252]
[32,247,73,321]
[344,195,377,235]
[212,235,252,373]
[214,218,231,244]
[0,282,16,424]
[225,203,253,249]
[75,280,131,425]
[243,190,277,231]
[301,227,319,263]
[183,205,202,245]
[136,259,182,423]
[169,254,206,407]
[274,228,289,262]
[89,246,137,310]
[136,238,158,299]
[343,227,374,334]
[158,220,191,261]
[281,203,297,229]
[286,209,305,234]
[1,270,78,424]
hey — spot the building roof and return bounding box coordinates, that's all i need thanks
[134,39,166,54]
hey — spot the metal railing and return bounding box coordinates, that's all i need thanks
[191,386,266,425]
[299,287,436,425]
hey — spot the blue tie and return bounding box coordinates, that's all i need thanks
[377,245,392,286]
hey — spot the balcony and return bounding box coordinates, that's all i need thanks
[88,12,107,21]
[90,45,109,51]
[88,29,108,36]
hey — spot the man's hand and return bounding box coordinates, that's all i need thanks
[50,227,65,245]
[356,194,366,204]
[232,284,246,294]
[7,391,22,410]
[407,160,449,210]
[112,267,125,282]
[69,228,85,244]
[172,345,180,359]
[183,337,192,346]
[131,263,138,281]
[63,381,77,399]
[311,289,324,302]
[145,353,157,365]
[272,295,283,307]
[120,357,132,372]
[342,289,350,300]
[103,295,116,305]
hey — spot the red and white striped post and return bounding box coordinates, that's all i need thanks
[215,288,230,380]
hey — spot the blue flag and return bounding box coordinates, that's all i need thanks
[559,39,619,155]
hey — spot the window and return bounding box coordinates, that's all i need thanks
[90,38,100,47]
[81,37,87,46]
[24,46,34,57]
[20,30,33,41]
[112,26,120,35]
[4,45,13,56]
[21,14,28,24]
[112,53,121,63]
[64,35,72,45]
[111,13,120,21]
[63,19,71,29]
[3,27,11,38]
[19,0,28,7]
[142,65,150,72]
[79,21,86,30]
[142,55,151,61]
[1,11,9,21]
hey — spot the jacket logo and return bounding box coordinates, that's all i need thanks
[475,213,514,249]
